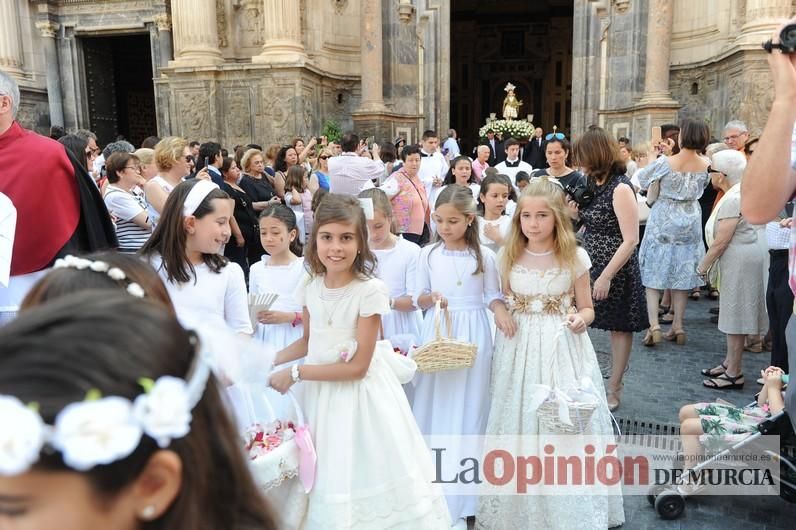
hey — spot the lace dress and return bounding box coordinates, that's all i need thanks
[476,248,624,529]
[580,175,648,332]
[294,276,450,529]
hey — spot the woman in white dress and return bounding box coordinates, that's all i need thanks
[269,194,450,529]
[413,185,514,529]
[477,179,624,529]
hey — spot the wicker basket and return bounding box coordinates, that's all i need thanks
[412,300,477,373]
[536,325,600,435]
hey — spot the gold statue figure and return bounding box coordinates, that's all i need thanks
[502,82,522,121]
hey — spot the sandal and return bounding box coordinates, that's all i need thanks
[658,304,670,316]
[689,289,701,300]
[643,327,663,347]
[708,289,719,300]
[606,384,623,412]
[664,329,687,345]
[700,362,726,377]
[744,338,763,353]
[703,372,744,390]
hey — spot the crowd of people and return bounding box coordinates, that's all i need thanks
[1,17,795,530]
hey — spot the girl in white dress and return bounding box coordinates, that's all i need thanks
[413,185,514,529]
[141,179,252,337]
[431,156,481,228]
[269,193,450,530]
[249,204,307,351]
[476,178,624,529]
[477,174,513,254]
[358,188,422,346]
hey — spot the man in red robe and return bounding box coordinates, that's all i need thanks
[0,70,116,316]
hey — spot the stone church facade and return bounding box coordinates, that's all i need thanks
[2,0,793,149]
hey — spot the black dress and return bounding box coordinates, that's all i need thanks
[580,174,649,332]
[221,183,262,276]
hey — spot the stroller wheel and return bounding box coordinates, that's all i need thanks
[654,491,686,520]
[647,485,666,506]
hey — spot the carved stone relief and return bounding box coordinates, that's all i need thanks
[238,0,265,48]
[224,88,253,147]
[333,0,349,15]
[217,0,228,48]
[260,85,294,143]
[176,89,210,139]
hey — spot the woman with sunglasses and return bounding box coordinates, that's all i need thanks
[313,147,333,191]
[144,136,207,227]
[103,152,152,253]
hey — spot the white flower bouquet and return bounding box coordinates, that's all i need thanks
[479,120,534,140]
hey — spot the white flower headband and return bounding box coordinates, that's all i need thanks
[0,334,211,475]
[53,255,146,298]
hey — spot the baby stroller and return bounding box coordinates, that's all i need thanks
[648,409,796,519]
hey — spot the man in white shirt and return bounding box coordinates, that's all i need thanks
[417,130,448,203]
[442,128,461,160]
[494,138,533,184]
[328,133,382,195]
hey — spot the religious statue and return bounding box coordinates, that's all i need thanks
[502,82,522,121]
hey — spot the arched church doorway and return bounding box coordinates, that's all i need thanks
[81,34,157,147]
[450,0,573,155]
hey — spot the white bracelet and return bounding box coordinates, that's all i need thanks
[290,364,301,384]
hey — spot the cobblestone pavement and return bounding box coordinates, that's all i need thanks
[586,295,795,529]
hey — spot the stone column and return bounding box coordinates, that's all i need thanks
[252,0,306,64]
[738,0,792,45]
[357,0,387,113]
[169,0,223,67]
[0,1,24,77]
[35,21,65,127]
[154,14,173,67]
[638,0,676,104]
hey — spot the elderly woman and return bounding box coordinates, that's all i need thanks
[103,152,151,253]
[698,150,768,390]
[133,148,158,181]
[637,119,710,347]
[382,144,428,245]
[239,148,279,212]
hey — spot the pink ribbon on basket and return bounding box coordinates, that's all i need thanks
[286,389,316,493]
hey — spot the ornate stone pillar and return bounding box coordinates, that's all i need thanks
[738,0,792,46]
[638,0,677,105]
[252,0,306,64]
[0,1,24,77]
[154,14,173,67]
[357,0,387,113]
[35,21,65,127]
[169,0,223,67]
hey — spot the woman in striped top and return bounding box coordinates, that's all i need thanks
[103,152,152,253]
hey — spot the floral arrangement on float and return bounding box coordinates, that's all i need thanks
[478,119,534,140]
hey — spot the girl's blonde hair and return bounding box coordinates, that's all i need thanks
[314,148,333,170]
[284,165,307,193]
[304,194,376,278]
[430,184,484,274]
[358,188,398,234]
[500,178,578,291]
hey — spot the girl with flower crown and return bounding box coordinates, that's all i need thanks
[268,193,450,529]
[0,290,277,530]
[140,179,252,336]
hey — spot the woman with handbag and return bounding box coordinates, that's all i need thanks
[698,150,768,390]
[382,145,429,245]
[636,119,710,347]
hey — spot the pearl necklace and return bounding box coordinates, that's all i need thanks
[524,248,554,257]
